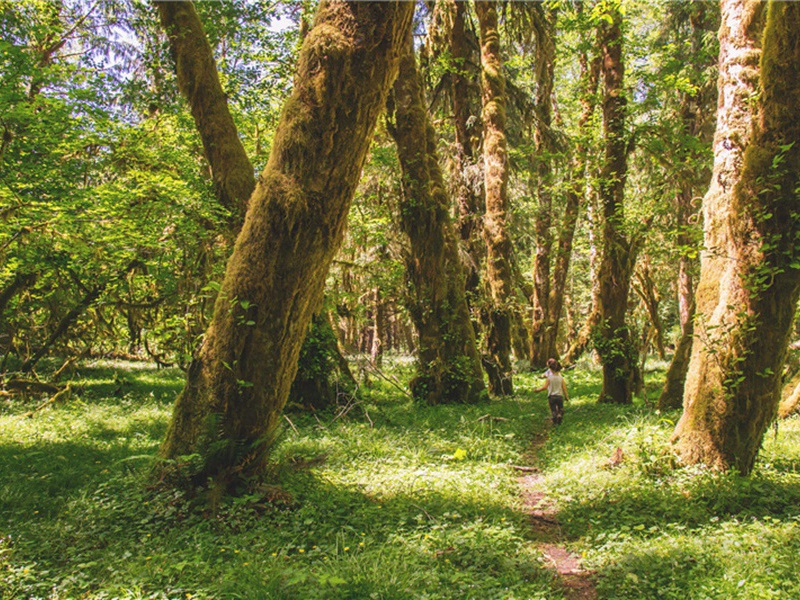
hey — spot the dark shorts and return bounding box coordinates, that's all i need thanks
[548,394,564,425]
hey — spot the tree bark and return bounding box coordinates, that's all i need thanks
[449,0,484,301]
[388,26,485,405]
[155,0,255,228]
[674,0,800,475]
[160,1,414,484]
[529,7,557,368]
[476,1,514,395]
[595,5,637,405]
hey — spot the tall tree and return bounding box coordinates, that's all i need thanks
[476,0,514,395]
[673,0,800,475]
[388,23,486,405]
[527,5,558,368]
[155,1,255,229]
[594,1,638,404]
[448,0,484,298]
[160,1,414,485]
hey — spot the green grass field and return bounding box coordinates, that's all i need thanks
[1,358,799,599]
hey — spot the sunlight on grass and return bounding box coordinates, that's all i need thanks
[1,359,799,599]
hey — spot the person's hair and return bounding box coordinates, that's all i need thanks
[547,358,561,372]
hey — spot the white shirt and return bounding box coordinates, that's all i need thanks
[546,372,565,397]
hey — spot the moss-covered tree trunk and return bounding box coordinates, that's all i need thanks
[450,1,484,299]
[673,0,800,475]
[476,1,513,395]
[388,25,485,405]
[160,1,414,484]
[155,1,255,228]
[595,5,636,405]
[529,7,557,368]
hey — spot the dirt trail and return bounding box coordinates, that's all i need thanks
[519,431,597,600]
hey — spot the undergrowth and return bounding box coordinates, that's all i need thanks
[1,358,798,599]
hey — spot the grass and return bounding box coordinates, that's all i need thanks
[1,357,799,599]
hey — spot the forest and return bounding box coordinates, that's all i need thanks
[1,0,800,598]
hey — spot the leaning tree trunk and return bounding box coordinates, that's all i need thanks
[158,0,356,410]
[388,26,485,405]
[595,5,637,405]
[476,0,514,395]
[673,0,800,475]
[160,1,414,485]
[155,0,255,229]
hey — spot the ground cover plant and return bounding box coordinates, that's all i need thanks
[2,359,799,599]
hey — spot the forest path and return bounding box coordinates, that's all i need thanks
[519,428,597,600]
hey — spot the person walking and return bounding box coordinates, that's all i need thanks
[536,358,568,425]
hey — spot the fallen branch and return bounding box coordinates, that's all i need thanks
[358,355,413,400]
[5,379,62,395]
[478,414,509,423]
[25,384,72,417]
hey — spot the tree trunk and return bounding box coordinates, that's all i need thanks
[449,0,484,299]
[674,0,800,475]
[476,1,513,396]
[388,26,485,405]
[370,287,383,368]
[595,5,636,405]
[155,1,255,228]
[560,26,602,367]
[633,259,666,360]
[288,312,356,411]
[658,188,698,410]
[529,7,557,369]
[160,1,414,485]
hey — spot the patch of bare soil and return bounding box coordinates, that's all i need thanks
[518,429,597,600]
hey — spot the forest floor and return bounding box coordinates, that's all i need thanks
[1,357,800,599]
[519,427,596,600]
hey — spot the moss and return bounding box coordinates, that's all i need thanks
[160,2,415,486]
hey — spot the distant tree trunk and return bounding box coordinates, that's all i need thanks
[595,5,637,405]
[388,26,485,405]
[476,1,513,396]
[449,0,483,298]
[658,1,718,410]
[529,6,559,368]
[160,2,414,485]
[561,24,602,367]
[674,0,800,475]
[658,188,698,410]
[633,259,666,360]
[370,287,384,368]
[155,0,255,228]
[288,312,356,411]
